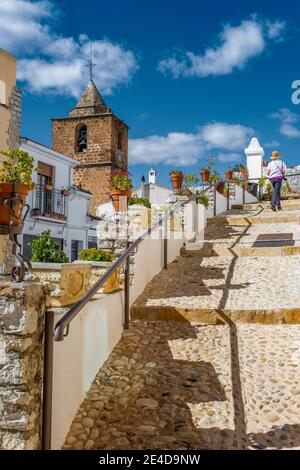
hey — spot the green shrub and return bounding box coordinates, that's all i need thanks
[31,230,69,263]
[198,193,209,209]
[79,248,114,262]
[128,196,151,208]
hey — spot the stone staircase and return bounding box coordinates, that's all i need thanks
[63,198,300,451]
[131,200,300,324]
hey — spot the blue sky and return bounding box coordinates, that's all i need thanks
[1,0,300,187]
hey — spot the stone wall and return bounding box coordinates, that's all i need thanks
[0,282,46,450]
[52,113,128,214]
[8,87,22,149]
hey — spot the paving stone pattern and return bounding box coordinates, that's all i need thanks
[64,202,300,450]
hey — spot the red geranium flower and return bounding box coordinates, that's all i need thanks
[121,170,127,175]
[113,169,119,175]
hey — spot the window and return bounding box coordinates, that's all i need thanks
[75,124,87,153]
[117,131,122,151]
[88,237,98,249]
[71,240,83,262]
[0,80,6,105]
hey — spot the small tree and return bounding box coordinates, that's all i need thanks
[31,230,69,263]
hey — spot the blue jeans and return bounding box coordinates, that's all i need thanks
[271,178,282,207]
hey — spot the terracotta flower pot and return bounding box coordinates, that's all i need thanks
[200,169,210,182]
[61,190,69,196]
[111,189,132,211]
[45,184,53,191]
[0,183,29,226]
[169,172,183,190]
[216,181,225,195]
[225,170,233,180]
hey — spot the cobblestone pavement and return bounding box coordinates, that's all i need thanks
[64,321,300,450]
[64,203,300,450]
[134,253,300,311]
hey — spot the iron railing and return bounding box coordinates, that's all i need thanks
[32,184,68,220]
[42,174,300,449]
[42,181,222,449]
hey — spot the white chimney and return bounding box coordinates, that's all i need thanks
[148,168,157,184]
[245,137,264,180]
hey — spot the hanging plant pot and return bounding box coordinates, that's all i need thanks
[45,183,53,191]
[0,183,29,226]
[216,181,225,195]
[225,169,233,180]
[169,172,183,190]
[111,189,132,211]
[200,169,211,182]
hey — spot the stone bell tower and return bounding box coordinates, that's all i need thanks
[52,79,128,216]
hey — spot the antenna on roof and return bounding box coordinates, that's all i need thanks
[85,42,97,81]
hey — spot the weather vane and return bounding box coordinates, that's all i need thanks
[85,42,97,81]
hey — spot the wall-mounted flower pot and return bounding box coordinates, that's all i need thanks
[61,190,70,196]
[0,183,29,226]
[200,169,211,182]
[169,172,183,190]
[225,170,233,180]
[111,189,132,211]
[43,212,51,218]
[45,184,53,191]
[216,181,225,195]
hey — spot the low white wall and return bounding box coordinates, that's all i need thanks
[131,224,183,303]
[51,291,124,450]
[216,192,227,215]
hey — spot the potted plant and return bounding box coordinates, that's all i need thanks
[0,149,35,226]
[111,169,132,211]
[169,170,184,191]
[45,180,53,191]
[200,155,214,182]
[182,172,199,195]
[225,168,233,180]
[76,248,120,294]
[198,193,209,209]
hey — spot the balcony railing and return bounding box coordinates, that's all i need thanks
[31,184,68,220]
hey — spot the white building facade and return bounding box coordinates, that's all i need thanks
[20,138,98,261]
[132,169,172,206]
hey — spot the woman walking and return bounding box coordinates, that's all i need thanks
[267,151,287,211]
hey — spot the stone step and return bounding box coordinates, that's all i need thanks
[130,305,300,324]
[232,201,300,211]
[208,213,300,226]
[182,243,300,258]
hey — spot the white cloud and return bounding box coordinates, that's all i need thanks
[0,0,52,54]
[264,140,281,148]
[129,132,204,166]
[200,122,254,150]
[0,0,138,97]
[218,153,241,163]
[280,123,300,138]
[158,17,286,78]
[270,108,298,123]
[271,108,300,138]
[129,122,253,166]
[266,20,286,40]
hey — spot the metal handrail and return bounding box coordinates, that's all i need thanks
[53,182,215,342]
